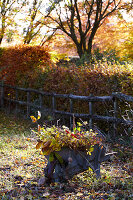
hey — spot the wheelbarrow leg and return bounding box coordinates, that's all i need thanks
[44,160,57,183]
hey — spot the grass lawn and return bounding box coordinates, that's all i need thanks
[0,111,132,200]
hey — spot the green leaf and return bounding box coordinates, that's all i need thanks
[54,152,64,164]
[49,152,54,162]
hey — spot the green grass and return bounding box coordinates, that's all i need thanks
[0,111,132,200]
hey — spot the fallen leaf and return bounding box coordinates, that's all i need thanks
[77,192,83,197]
[38,177,46,186]
[43,192,50,197]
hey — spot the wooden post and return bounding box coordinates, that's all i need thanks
[89,94,93,130]
[0,80,4,108]
[8,94,11,114]
[27,91,31,118]
[39,93,43,112]
[52,93,56,119]
[113,96,117,137]
[15,88,18,115]
[70,96,73,130]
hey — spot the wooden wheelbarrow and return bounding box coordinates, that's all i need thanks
[44,144,114,183]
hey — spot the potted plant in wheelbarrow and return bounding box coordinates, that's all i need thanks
[31,112,112,183]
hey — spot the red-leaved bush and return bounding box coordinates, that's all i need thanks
[0,45,132,97]
[0,45,132,117]
[0,45,51,88]
[42,62,133,96]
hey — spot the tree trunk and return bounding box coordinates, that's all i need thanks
[0,31,4,45]
[0,37,3,45]
[0,22,5,45]
[87,39,93,57]
[87,22,100,57]
[76,44,84,58]
[24,39,31,44]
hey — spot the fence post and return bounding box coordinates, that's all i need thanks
[113,96,117,137]
[70,95,73,130]
[39,93,43,112]
[0,80,4,108]
[15,88,18,115]
[89,94,93,130]
[8,94,11,114]
[27,91,31,118]
[52,93,56,119]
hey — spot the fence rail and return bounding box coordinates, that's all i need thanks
[0,81,133,134]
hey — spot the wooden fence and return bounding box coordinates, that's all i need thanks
[0,81,133,135]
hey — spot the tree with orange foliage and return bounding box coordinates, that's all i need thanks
[43,0,123,58]
[93,16,133,61]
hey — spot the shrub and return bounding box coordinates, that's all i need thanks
[42,61,133,96]
[41,61,133,133]
[0,45,51,88]
[75,49,122,66]
[1,46,132,97]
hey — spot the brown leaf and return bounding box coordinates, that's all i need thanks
[43,140,51,148]
[36,141,43,149]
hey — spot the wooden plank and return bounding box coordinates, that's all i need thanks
[3,97,133,125]
[69,94,113,102]
[55,93,113,101]
[4,84,113,102]
[112,92,133,102]
[92,115,133,125]
[4,84,53,96]
[53,110,133,125]
[4,84,133,102]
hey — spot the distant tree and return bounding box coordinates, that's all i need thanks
[23,0,45,44]
[0,0,24,45]
[93,5,133,61]
[119,22,133,61]
[44,0,125,58]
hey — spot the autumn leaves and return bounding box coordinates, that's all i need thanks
[30,111,100,156]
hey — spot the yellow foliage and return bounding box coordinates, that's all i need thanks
[31,114,100,155]
[30,116,37,123]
